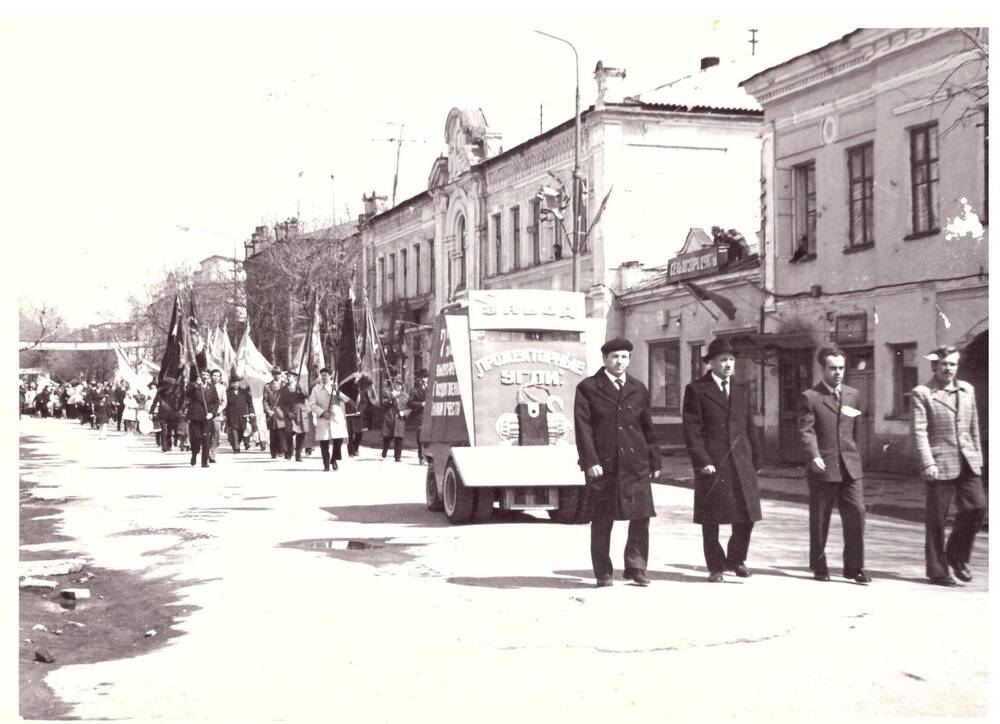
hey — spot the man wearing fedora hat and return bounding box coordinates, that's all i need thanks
[575,337,661,588]
[682,337,762,582]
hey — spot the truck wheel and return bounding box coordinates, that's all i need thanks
[548,487,582,523]
[442,461,474,524]
[472,487,495,522]
[425,465,443,512]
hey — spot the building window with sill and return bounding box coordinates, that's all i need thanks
[492,212,503,276]
[793,161,817,258]
[530,198,541,266]
[400,248,408,299]
[847,143,874,248]
[910,123,939,235]
[388,253,396,304]
[649,340,680,414]
[511,205,521,271]
[414,243,421,296]
[427,240,435,293]
[890,343,918,417]
[690,342,704,383]
[378,256,385,307]
[455,216,467,292]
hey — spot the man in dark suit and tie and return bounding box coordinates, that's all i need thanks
[910,345,986,586]
[796,347,870,584]
[681,337,762,582]
[574,337,661,588]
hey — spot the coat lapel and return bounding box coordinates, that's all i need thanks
[700,373,730,412]
[592,370,620,402]
[930,384,957,413]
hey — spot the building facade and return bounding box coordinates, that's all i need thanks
[742,28,989,471]
[363,58,765,387]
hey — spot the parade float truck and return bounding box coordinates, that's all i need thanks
[421,290,604,524]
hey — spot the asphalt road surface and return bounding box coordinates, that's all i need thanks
[18,417,989,722]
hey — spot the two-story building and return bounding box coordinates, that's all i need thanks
[364,57,765,387]
[741,28,989,471]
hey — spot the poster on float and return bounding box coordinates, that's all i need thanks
[420,308,471,445]
[468,331,588,447]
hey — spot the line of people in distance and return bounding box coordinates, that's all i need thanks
[19,378,155,439]
[575,336,985,589]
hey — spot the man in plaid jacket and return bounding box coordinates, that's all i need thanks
[910,345,986,586]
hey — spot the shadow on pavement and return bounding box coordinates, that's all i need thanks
[447,575,593,590]
[555,567,709,584]
[321,503,453,528]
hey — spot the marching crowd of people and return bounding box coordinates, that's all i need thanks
[18,366,431,473]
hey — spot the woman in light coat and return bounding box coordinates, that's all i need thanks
[122,389,140,433]
[308,367,349,471]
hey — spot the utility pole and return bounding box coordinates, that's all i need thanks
[749,29,759,56]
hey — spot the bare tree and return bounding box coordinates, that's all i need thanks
[18,302,63,352]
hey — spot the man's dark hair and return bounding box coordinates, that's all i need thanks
[816,347,846,367]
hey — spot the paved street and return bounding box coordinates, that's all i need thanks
[19,417,988,722]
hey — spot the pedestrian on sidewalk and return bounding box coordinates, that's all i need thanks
[574,337,661,588]
[380,377,408,462]
[910,345,986,587]
[797,347,870,584]
[681,337,762,582]
[263,367,286,458]
[186,372,219,468]
[309,368,348,471]
[408,369,429,464]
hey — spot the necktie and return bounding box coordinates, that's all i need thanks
[721,379,728,398]
[615,378,624,391]
[834,388,841,403]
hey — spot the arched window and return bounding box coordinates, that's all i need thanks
[456,216,467,291]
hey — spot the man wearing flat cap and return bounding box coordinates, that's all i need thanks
[575,337,661,588]
[682,337,762,582]
[262,366,287,459]
[910,345,986,586]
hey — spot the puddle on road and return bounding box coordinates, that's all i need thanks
[280,537,425,567]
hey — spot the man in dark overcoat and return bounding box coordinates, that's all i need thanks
[408,369,429,464]
[574,337,661,588]
[797,347,870,584]
[186,373,219,468]
[681,337,762,581]
[262,367,286,459]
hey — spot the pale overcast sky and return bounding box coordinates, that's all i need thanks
[4,0,989,328]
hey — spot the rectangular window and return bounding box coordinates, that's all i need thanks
[530,199,541,266]
[388,253,396,303]
[492,212,503,275]
[479,227,488,287]
[649,340,681,414]
[847,143,874,247]
[793,162,817,256]
[690,343,704,383]
[400,249,408,299]
[890,343,919,417]
[378,257,386,307]
[511,206,521,270]
[428,240,435,293]
[414,244,421,296]
[910,123,940,234]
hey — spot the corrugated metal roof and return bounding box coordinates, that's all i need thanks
[630,60,762,114]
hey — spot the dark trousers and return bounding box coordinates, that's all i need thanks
[228,427,245,452]
[319,439,343,469]
[160,422,176,452]
[808,468,865,574]
[285,431,305,460]
[925,461,987,579]
[188,420,211,466]
[701,522,754,573]
[115,408,124,431]
[347,432,363,456]
[416,431,424,462]
[590,517,650,580]
[381,436,402,461]
[268,428,285,458]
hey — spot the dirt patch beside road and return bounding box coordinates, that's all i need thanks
[19,448,202,719]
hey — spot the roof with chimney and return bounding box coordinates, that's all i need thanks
[628,59,762,114]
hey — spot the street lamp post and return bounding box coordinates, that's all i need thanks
[535,30,581,293]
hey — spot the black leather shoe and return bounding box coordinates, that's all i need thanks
[595,577,613,588]
[332,461,338,471]
[624,569,650,586]
[708,571,724,583]
[729,563,752,578]
[950,561,973,582]
[201,462,210,468]
[813,571,831,581]
[929,575,957,587]
[844,569,872,584]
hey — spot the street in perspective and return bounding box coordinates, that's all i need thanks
[13,9,990,723]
